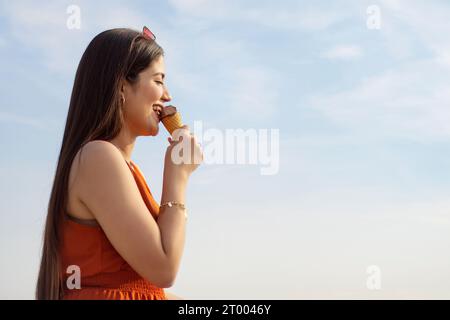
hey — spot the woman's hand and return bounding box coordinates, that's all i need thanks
[164,125,203,180]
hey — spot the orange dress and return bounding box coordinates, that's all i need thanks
[60,159,167,300]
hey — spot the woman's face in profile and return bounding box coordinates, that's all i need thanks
[123,55,171,136]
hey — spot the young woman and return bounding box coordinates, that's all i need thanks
[36,27,202,300]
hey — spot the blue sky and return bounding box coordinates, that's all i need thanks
[1,0,450,299]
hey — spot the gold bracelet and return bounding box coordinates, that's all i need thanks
[160,201,187,219]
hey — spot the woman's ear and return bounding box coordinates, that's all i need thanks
[121,77,135,96]
[120,79,129,97]
[119,81,127,106]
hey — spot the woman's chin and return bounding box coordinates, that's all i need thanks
[146,124,159,136]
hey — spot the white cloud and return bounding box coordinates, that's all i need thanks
[0,1,84,74]
[244,6,347,31]
[0,1,152,74]
[0,111,48,131]
[282,1,450,142]
[84,2,164,33]
[168,0,351,31]
[306,1,450,143]
[321,45,363,60]
[227,66,280,119]
[379,0,450,67]
[168,0,230,18]
[309,59,450,141]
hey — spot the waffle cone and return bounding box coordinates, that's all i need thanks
[161,112,183,135]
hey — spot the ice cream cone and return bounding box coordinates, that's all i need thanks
[160,105,184,135]
[162,112,183,135]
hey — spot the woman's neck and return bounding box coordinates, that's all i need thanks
[108,133,136,164]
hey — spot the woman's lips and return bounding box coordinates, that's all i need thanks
[153,104,164,120]
[152,112,160,122]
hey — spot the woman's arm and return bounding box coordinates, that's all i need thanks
[157,128,202,286]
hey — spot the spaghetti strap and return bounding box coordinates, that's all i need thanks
[64,213,100,227]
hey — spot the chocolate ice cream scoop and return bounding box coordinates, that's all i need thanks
[159,105,178,120]
[160,105,183,135]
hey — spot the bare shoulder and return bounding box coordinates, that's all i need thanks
[75,140,131,206]
[78,140,122,163]
[67,140,123,221]
[74,140,134,220]
[76,140,128,178]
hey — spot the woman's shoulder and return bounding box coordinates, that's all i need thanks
[76,140,125,167]
[67,141,117,222]
[70,140,132,218]
[81,139,118,153]
[75,140,130,186]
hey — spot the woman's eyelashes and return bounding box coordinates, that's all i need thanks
[155,80,164,85]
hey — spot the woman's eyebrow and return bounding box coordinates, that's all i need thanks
[152,72,165,79]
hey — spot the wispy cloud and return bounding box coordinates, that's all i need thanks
[321,45,363,60]
[379,0,450,66]
[309,60,450,141]
[167,0,351,31]
[0,0,152,74]
[307,1,450,142]
[227,66,280,119]
[0,111,49,131]
[0,1,83,74]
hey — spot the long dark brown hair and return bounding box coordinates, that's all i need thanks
[36,28,164,299]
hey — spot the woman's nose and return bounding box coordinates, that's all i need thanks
[161,86,172,102]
